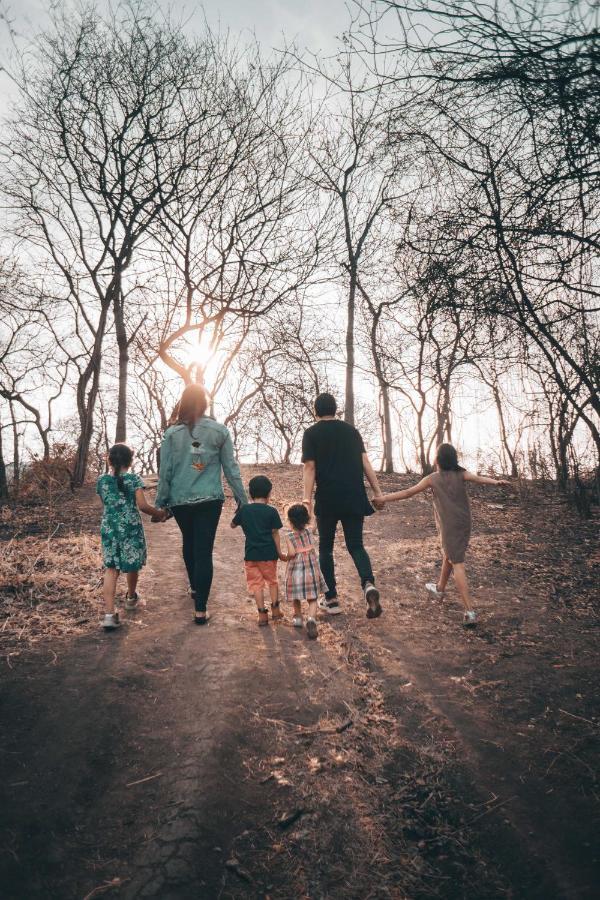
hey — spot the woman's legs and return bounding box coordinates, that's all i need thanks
[190,501,223,612]
[172,506,196,590]
[452,563,472,611]
[103,568,119,614]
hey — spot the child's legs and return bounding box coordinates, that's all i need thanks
[452,563,471,610]
[293,599,302,618]
[126,571,139,597]
[252,588,265,611]
[268,583,278,605]
[438,556,453,592]
[103,568,119,613]
[307,599,317,619]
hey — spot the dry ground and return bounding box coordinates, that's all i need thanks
[0,464,598,899]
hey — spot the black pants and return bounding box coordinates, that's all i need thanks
[316,513,374,600]
[172,501,223,612]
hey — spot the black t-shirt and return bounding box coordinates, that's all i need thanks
[232,502,283,561]
[302,419,373,517]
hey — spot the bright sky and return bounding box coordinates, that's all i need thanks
[0,0,348,57]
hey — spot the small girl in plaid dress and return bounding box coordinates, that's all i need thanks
[283,504,328,639]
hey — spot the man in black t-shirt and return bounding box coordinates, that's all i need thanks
[302,393,383,618]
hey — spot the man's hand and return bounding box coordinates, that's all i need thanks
[372,496,386,511]
[151,509,168,523]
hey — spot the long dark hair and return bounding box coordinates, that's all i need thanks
[169,384,208,432]
[108,443,134,493]
[436,443,465,472]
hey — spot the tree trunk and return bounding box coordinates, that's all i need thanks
[114,289,128,444]
[0,424,9,502]
[9,401,19,493]
[492,384,518,477]
[380,383,394,473]
[344,267,357,426]
[72,302,110,487]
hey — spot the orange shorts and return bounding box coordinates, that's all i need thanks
[245,560,278,592]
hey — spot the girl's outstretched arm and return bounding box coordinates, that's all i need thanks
[135,488,167,520]
[377,476,432,506]
[463,472,511,486]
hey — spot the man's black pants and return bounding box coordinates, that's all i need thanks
[172,501,223,612]
[316,513,374,600]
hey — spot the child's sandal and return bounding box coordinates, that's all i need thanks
[270,600,284,621]
[258,607,269,627]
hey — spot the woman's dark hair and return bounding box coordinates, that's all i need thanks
[170,384,208,431]
[314,392,337,418]
[287,503,310,530]
[436,443,465,472]
[249,475,272,499]
[108,443,134,493]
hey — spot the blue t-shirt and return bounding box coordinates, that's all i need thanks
[232,502,283,561]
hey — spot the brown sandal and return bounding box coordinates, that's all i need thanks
[270,601,284,622]
[258,607,269,627]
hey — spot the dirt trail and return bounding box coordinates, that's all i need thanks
[0,466,598,899]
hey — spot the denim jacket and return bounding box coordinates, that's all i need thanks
[155,417,247,509]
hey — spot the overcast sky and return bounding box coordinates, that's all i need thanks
[1,0,349,55]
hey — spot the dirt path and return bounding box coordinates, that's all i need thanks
[1,465,598,899]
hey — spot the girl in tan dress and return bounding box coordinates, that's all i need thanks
[376,444,510,627]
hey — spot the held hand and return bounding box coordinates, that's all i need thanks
[372,496,386,511]
[498,479,512,487]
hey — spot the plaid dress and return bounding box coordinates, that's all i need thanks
[284,528,328,602]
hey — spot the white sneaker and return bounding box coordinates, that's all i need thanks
[317,598,342,615]
[102,613,120,630]
[463,610,478,627]
[425,583,444,599]
[125,592,139,610]
[292,616,304,628]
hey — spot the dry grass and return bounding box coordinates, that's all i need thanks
[0,531,102,662]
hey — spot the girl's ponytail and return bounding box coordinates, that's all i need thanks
[108,443,134,492]
[436,443,465,472]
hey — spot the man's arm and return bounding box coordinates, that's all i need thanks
[303,460,316,515]
[362,453,384,500]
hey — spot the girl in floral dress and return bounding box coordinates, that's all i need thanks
[97,444,165,630]
[283,504,328,640]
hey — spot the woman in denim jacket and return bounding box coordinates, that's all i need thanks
[156,384,247,624]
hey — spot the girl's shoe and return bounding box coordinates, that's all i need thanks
[125,592,139,610]
[463,610,478,627]
[258,608,269,627]
[425,583,444,599]
[292,616,304,628]
[306,617,318,640]
[270,600,284,621]
[102,613,120,631]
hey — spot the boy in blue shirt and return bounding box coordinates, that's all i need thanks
[232,475,285,626]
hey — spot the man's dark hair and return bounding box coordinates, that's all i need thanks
[249,475,273,499]
[314,392,337,417]
[287,503,310,530]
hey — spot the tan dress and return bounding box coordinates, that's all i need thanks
[429,470,471,563]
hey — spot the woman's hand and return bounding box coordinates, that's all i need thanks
[372,496,386,511]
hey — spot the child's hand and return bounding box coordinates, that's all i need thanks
[372,495,386,511]
[498,479,512,487]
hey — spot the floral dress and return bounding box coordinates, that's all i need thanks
[96,473,147,572]
[284,527,328,602]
